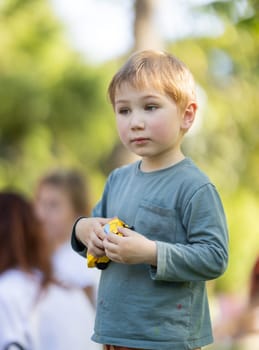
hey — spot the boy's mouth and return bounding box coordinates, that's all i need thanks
[131,137,149,145]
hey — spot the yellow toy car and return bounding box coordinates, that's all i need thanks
[87,218,128,270]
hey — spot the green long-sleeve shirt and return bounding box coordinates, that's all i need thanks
[72,158,228,350]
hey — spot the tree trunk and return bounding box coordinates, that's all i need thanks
[134,0,164,51]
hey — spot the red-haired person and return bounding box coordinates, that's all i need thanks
[232,257,259,348]
[213,257,259,349]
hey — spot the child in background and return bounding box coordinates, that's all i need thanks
[213,256,259,349]
[71,50,229,350]
[34,169,100,305]
[232,256,259,348]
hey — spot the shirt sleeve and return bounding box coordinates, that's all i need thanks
[150,184,229,282]
[71,217,88,258]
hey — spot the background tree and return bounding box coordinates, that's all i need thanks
[0,0,115,197]
[168,0,259,293]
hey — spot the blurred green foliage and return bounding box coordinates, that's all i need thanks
[170,0,259,293]
[0,0,117,198]
[0,0,258,294]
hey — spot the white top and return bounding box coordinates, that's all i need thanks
[52,241,100,290]
[0,269,102,350]
[0,269,41,350]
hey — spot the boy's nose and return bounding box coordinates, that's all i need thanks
[130,113,145,129]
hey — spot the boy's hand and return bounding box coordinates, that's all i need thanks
[103,226,157,266]
[75,217,111,257]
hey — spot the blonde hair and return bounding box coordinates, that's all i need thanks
[108,50,197,113]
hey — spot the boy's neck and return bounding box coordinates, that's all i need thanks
[140,152,185,172]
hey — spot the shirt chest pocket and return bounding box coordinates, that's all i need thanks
[134,200,177,243]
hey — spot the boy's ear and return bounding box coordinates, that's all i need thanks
[181,101,197,131]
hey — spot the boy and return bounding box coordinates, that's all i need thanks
[71,50,229,350]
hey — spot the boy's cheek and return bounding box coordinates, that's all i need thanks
[117,127,129,144]
[150,126,170,141]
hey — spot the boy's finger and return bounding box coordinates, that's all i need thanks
[89,246,105,257]
[117,226,133,236]
[94,226,106,240]
[98,217,114,225]
[106,231,122,244]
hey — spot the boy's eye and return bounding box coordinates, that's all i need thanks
[118,107,130,115]
[145,104,158,111]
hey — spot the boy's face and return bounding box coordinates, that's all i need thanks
[114,83,195,171]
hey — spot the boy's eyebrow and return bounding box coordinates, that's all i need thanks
[115,99,129,105]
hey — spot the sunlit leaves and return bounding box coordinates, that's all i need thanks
[0,0,115,197]
[172,0,259,292]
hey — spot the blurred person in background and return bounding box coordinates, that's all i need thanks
[34,169,100,306]
[212,256,259,349]
[0,191,101,350]
[230,256,259,349]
